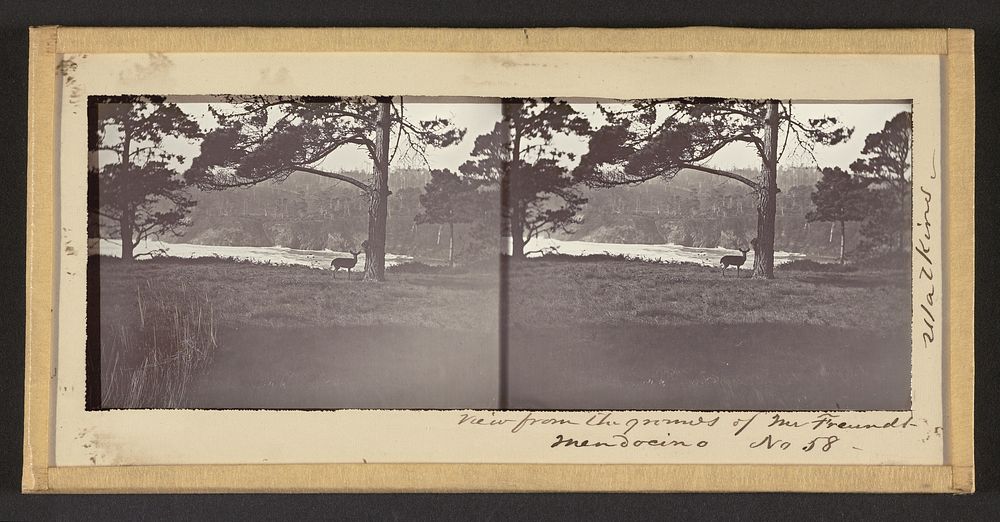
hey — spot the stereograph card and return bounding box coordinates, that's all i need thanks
[22,27,974,493]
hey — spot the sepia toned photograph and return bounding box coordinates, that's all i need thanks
[23,27,973,494]
[87,94,913,412]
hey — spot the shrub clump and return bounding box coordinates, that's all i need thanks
[387,261,448,274]
[536,252,651,263]
[777,259,857,273]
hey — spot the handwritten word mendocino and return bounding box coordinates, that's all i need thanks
[550,433,709,449]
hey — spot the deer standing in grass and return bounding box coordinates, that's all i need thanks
[331,250,361,280]
[720,246,751,278]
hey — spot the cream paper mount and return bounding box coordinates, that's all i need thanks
[23,27,974,493]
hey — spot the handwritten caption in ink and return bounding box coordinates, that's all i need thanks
[457,411,928,454]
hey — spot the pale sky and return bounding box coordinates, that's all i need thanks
[170,98,910,175]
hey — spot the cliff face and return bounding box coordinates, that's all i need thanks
[176,217,359,251]
[575,215,666,244]
[182,218,270,247]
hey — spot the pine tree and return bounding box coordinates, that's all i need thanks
[414,169,482,266]
[850,111,912,252]
[460,99,590,258]
[805,167,874,263]
[90,95,202,261]
[576,99,852,278]
[187,96,464,281]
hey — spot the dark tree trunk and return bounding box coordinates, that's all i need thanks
[448,221,455,267]
[839,220,847,264]
[119,210,134,263]
[507,102,526,260]
[363,98,392,282]
[119,128,134,263]
[752,100,780,279]
[897,184,908,253]
[509,204,526,259]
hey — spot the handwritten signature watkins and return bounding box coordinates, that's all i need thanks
[914,184,936,349]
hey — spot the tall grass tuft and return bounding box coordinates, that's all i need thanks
[100,280,218,408]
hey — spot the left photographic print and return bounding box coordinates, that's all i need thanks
[87,94,503,410]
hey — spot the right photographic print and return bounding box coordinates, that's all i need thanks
[501,98,913,412]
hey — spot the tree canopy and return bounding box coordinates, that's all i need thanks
[415,169,484,266]
[850,111,912,193]
[186,96,464,280]
[850,111,912,253]
[460,98,591,258]
[90,95,202,261]
[806,167,873,224]
[575,98,852,277]
[187,96,463,192]
[415,169,482,227]
[806,167,874,263]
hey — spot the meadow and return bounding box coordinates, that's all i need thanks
[505,256,910,410]
[92,254,911,410]
[94,256,500,409]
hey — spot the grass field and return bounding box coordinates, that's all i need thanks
[92,255,910,410]
[94,256,500,409]
[506,258,910,410]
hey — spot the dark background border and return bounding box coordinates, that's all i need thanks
[2,1,998,519]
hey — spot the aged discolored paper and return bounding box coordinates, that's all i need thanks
[22,27,974,494]
[52,50,943,467]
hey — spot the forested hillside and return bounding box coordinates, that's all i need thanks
[564,167,863,257]
[169,165,861,259]
[169,168,492,262]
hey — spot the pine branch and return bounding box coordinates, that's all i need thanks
[679,164,760,190]
[290,166,374,192]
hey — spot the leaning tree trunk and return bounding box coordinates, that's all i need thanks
[752,100,780,279]
[363,98,392,282]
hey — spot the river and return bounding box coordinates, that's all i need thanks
[91,238,414,269]
[92,237,807,268]
[523,237,806,267]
